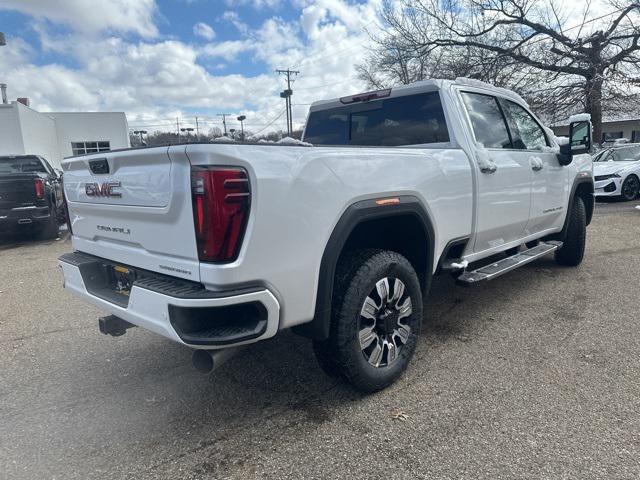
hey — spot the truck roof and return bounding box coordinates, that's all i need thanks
[309,77,528,112]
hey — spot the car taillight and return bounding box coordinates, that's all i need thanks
[191,167,250,263]
[34,178,45,199]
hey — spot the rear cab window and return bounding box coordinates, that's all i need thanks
[304,91,450,146]
[0,156,47,174]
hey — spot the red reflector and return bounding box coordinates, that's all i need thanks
[34,178,45,199]
[191,167,250,263]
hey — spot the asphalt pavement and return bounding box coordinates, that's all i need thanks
[1,200,639,479]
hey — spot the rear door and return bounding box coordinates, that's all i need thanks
[62,147,201,281]
[499,99,567,235]
[459,91,532,253]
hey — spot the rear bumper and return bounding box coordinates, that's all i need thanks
[58,252,280,349]
[0,206,50,226]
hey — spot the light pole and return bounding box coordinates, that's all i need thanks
[0,32,7,105]
[133,130,147,145]
[237,115,246,140]
[180,127,194,142]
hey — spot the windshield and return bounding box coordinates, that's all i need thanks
[0,156,47,174]
[594,146,640,162]
[304,91,450,146]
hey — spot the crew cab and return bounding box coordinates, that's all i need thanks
[58,78,594,392]
[0,155,65,238]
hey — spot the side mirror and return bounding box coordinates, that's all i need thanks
[558,119,592,165]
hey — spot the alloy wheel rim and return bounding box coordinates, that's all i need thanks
[359,277,412,368]
[623,177,639,199]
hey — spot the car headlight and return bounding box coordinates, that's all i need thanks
[594,173,621,181]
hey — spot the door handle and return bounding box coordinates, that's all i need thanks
[480,164,498,174]
[530,156,544,171]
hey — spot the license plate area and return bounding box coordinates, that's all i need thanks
[77,260,143,307]
[108,264,136,297]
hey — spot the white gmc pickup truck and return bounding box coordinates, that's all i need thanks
[59,78,594,392]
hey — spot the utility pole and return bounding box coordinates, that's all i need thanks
[237,115,246,141]
[195,117,200,141]
[276,68,299,136]
[176,117,180,142]
[0,32,7,105]
[217,113,231,136]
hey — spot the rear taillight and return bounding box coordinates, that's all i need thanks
[191,167,250,263]
[34,178,45,199]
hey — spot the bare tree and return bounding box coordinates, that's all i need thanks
[361,0,640,141]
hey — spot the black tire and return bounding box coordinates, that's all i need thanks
[620,175,640,202]
[313,249,423,393]
[555,196,586,266]
[40,206,60,240]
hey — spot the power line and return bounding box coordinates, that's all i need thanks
[250,109,287,136]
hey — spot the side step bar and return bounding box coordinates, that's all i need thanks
[456,241,562,286]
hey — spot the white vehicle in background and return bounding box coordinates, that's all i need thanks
[58,78,594,393]
[593,144,640,201]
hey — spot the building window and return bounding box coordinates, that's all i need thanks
[632,130,640,143]
[601,131,623,143]
[71,141,111,155]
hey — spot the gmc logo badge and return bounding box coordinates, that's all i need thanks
[85,181,122,198]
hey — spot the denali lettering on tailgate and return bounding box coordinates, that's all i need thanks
[97,225,131,235]
[85,181,122,198]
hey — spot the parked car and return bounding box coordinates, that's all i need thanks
[0,155,65,238]
[593,144,640,201]
[58,78,594,392]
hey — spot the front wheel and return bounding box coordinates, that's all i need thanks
[313,249,423,393]
[555,196,586,266]
[620,175,640,202]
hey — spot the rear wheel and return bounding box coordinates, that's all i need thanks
[620,175,640,201]
[555,196,586,266]
[40,206,60,240]
[313,249,423,393]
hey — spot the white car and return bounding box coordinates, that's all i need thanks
[593,144,640,201]
[58,78,594,392]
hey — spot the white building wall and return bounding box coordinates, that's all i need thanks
[0,104,129,170]
[48,112,130,160]
[0,103,26,155]
[16,102,60,168]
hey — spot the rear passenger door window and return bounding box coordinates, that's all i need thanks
[460,92,511,149]
[500,100,548,150]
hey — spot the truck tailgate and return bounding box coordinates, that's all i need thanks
[0,175,38,210]
[62,147,201,281]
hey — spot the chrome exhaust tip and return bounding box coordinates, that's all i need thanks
[192,347,241,374]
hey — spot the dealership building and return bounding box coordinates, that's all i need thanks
[0,99,130,169]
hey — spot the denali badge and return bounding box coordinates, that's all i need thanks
[85,181,122,198]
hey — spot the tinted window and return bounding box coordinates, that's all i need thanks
[500,100,548,150]
[461,92,511,149]
[0,156,46,174]
[304,92,449,146]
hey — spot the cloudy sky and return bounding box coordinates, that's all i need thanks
[0,0,380,135]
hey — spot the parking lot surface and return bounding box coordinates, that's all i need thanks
[1,201,639,479]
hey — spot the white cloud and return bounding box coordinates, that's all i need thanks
[193,22,216,40]
[1,0,385,134]
[0,0,159,37]
[224,0,282,10]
